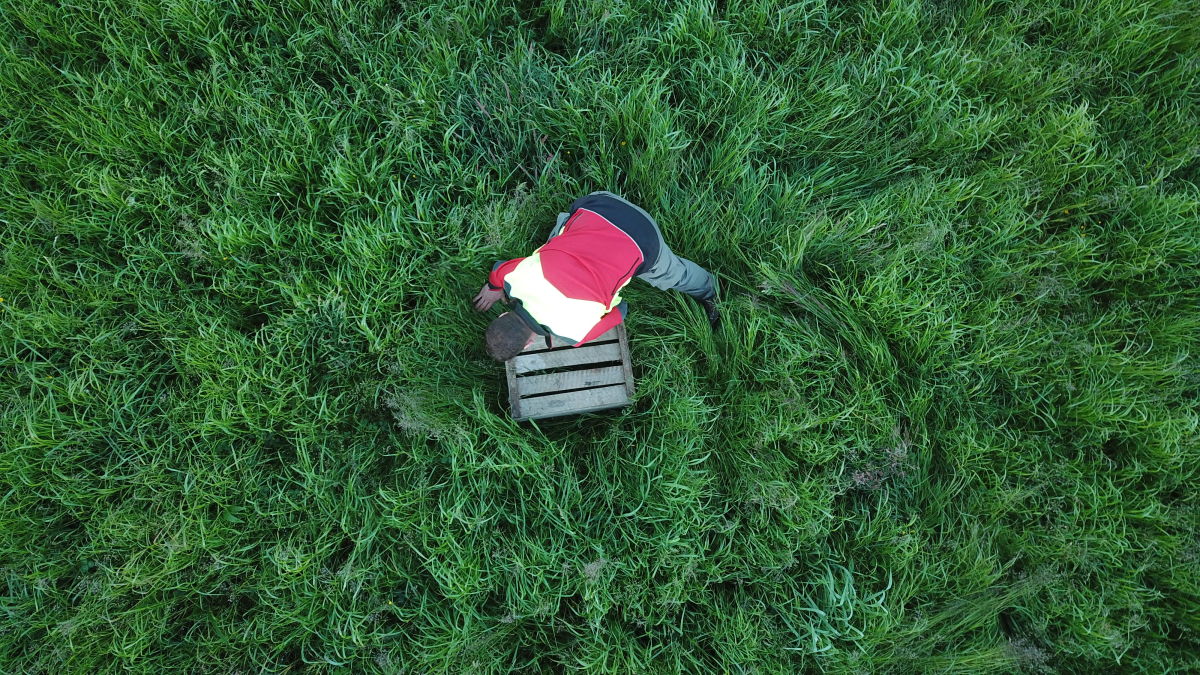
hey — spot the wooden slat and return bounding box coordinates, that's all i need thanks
[518,327,620,354]
[593,326,620,343]
[512,341,622,375]
[615,324,635,397]
[504,356,521,418]
[515,384,629,420]
[516,365,626,397]
[505,325,634,420]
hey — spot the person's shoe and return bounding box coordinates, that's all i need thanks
[695,296,720,329]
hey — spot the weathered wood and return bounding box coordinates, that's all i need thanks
[518,333,616,356]
[514,384,630,420]
[615,324,635,397]
[516,365,626,396]
[504,356,521,417]
[505,324,634,421]
[530,333,575,350]
[598,326,621,342]
[512,341,622,375]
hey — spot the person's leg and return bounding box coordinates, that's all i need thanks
[637,244,718,301]
[595,193,716,301]
[585,190,720,324]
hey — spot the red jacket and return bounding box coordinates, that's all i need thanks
[489,207,644,345]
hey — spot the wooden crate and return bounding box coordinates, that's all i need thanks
[505,324,634,421]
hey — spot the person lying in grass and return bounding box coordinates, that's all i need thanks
[474,191,719,361]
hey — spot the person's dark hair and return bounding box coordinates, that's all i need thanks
[485,313,533,361]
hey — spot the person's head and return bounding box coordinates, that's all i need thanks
[485,312,536,361]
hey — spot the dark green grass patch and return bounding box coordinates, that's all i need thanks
[2,0,1198,671]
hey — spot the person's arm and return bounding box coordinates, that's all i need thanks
[574,300,627,346]
[474,258,524,311]
[487,258,523,290]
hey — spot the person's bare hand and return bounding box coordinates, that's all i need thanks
[473,285,504,311]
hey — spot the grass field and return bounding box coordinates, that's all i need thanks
[3,0,1199,671]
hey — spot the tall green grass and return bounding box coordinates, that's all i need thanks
[2,0,1197,671]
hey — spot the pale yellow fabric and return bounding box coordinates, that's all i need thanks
[504,253,624,341]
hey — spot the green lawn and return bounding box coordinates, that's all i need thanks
[2,0,1198,671]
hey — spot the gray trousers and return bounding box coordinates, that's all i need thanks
[549,191,717,301]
